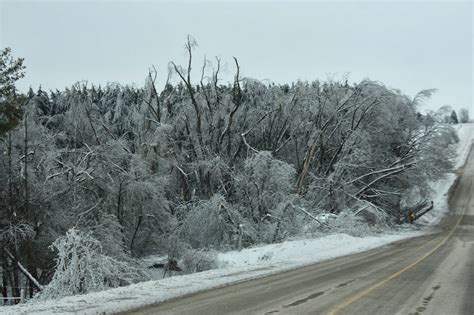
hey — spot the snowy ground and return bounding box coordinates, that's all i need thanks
[3,123,473,315]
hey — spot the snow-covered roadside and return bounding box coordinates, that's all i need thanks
[3,124,473,315]
[3,232,422,315]
[419,123,474,225]
[454,123,474,169]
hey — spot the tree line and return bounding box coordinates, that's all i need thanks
[0,39,460,301]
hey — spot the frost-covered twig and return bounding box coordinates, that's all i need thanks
[241,132,259,153]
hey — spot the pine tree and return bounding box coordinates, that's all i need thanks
[0,48,26,136]
[450,110,458,124]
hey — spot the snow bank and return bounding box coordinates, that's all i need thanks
[3,124,472,315]
[454,123,474,169]
[217,232,420,268]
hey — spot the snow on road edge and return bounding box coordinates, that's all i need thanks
[455,123,474,169]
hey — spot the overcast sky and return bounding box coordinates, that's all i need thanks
[1,0,472,113]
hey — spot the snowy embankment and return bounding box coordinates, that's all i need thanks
[4,123,473,315]
[4,233,422,315]
[419,123,474,225]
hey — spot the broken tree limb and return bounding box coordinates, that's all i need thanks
[414,201,434,221]
[289,203,330,228]
[5,248,43,291]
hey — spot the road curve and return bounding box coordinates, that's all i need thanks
[125,147,474,315]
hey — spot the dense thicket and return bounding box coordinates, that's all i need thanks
[1,43,457,301]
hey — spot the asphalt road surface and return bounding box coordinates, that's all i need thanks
[126,147,474,315]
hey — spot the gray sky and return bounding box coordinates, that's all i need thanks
[1,0,472,113]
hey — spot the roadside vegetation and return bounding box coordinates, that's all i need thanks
[0,39,463,302]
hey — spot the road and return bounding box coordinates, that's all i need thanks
[126,147,474,315]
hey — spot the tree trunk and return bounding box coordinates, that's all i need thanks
[8,132,13,217]
[130,214,143,255]
[1,254,8,305]
[24,116,29,218]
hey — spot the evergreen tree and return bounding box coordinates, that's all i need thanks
[0,48,26,136]
[450,110,458,124]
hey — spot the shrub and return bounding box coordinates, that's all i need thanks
[182,249,218,274]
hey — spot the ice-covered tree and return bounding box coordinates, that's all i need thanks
[0,39,459,302]
[38,228,145,299]
[459,108,469,123]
